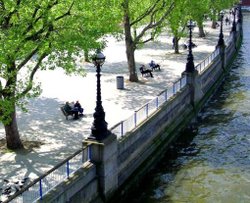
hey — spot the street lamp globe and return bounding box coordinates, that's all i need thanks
[187,20,195,30]
[220,10,225,19]
[92,51,106,66]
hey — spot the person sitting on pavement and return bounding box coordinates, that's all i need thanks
[64,101,79,119]
[74,101,84,115]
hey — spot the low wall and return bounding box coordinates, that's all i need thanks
[117,87,192,186]
[40,162,99,203]
[39,20,243,203]
[111,23,243,201]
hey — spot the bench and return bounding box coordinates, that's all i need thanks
[60,106,74,120]
[139,66,154,78]
[150,64,161,71]
[182,42,197,50]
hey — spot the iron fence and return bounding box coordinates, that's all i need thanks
[110,75,187,137]
[195,48,220,73]
[2,145,91,203]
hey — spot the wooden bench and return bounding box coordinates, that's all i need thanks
[139,66,154,78]
[150,64,161,71]
[60,106,74,120]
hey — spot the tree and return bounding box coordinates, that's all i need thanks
[208,0,237,29]
[0,0,121,149]
[166,0,189,54]
[188,0,209,37]
[122,0,174,82]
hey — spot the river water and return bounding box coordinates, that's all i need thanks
[123,11,250,203]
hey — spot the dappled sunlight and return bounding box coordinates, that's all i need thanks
[0,18,232,188]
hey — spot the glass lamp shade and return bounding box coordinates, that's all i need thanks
[220,11,224,19]
[92,51,106,66]
[187,20,195,29]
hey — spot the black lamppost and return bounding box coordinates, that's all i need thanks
[90,50,109,141]
[217,11,225,47]
[185,20,195,73]
[232,7,236,32]
[237,4,242,23]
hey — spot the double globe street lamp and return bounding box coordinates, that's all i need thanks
[90,50,110,141]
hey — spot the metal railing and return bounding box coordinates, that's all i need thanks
[3,145,91,203]
[110,75,187,137]
[195,48,220,73]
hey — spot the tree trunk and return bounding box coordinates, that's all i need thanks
[84,49,90,62]
[123,0,138,82]
[174,37,180,54]
[5,108,23,149]
[211,10,217,29]
[211,20,217,29]
[198,25,206,37]
[125,41,138,82]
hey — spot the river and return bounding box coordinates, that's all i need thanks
[121,11,250,203]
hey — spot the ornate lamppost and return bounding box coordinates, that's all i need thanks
[90,50,110,141]
[185,20,195,73]
[237,4,242,23]
[217,11,225,47]
[232,7,236,32]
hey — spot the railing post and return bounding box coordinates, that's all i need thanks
[164,90,168,101]
[146,103,149,117]
[88,145,92,160]
[39,179,43,200]
[121,121,124,136]
[173,83,176,94]
[82,146,89,163]
[134,111,137,127]
[66,161,70,178]
[156,97,159,109]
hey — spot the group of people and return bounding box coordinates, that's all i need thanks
[64,101,84,119]
[139,60,161,78]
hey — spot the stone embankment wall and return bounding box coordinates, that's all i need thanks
[42,20,242,203]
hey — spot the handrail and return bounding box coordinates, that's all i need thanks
[195,48,220,73]
[3,145,90,203]
[111,75,187,137]
[111,35,232,138]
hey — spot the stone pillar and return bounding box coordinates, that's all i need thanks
[83,133,118,202]
[182,70,203,107]
[219,45,226,72]
[231,29,237,50]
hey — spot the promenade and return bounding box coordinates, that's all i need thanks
[0,20,231,194]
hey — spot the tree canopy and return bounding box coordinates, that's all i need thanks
[0,0,121,149]
[0,0,240,149]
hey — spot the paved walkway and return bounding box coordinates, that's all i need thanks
[0,20,232,192]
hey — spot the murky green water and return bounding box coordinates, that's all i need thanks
[123,12,250,203]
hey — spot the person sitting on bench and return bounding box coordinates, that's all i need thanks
[139,65,153,78]
[182,41,197,50]
[149,60,161,71]
[64,101,79,119]
[74,101,84,115]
